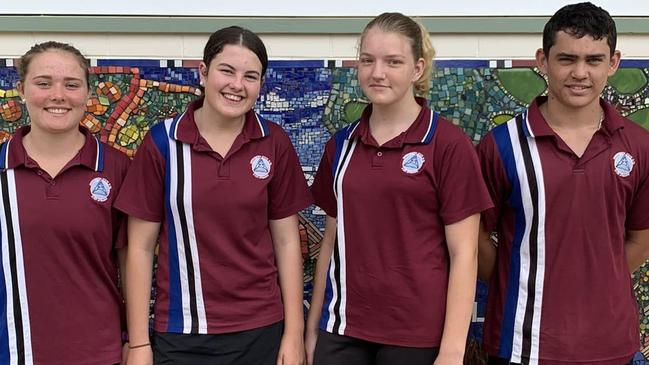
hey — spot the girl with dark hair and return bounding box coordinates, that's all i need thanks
[117,26,311,365]
[1,41,130,365]
[306,13,492,365]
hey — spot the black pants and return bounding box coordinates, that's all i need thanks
[314,330,439,365]
[153,321,283,365]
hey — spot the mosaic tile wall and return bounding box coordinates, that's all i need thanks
[2,58,649,363]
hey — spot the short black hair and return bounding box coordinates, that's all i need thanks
[543,2,617,56]
[203,26,268,76]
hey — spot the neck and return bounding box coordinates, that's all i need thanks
[194,105,245,137]
[541,96,603,130]
[22,126,85,159]
[369,96,422,131]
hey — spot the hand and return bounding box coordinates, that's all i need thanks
[120,343,129,365]
[276,332,305,365]
[126,345,153,365]
[304,327,318,365]
[432,350,464,365]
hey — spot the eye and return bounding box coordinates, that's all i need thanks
[359,57,373,65]
[244,74,260,81]
[36,81,50,87]
[219,68,234,75]
[66,82,82,89]
[388,59,403,66]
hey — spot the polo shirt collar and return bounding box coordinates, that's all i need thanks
[348,97,439,146]
[526,96,625,138]
[169,98,269,144]
[0,125,105,172]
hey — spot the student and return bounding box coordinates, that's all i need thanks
[477,3,649,364]
[116,26,311,365]
[306,12,492,365]
[0,41,129,365]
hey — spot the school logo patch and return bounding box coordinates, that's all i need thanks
[250,155,272,179]
[89,177,112,202]
[401,152,425,174]
[613,152,635,177]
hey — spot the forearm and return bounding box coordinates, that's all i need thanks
[276,239,305,335]
[439,249,477,358]
[126,246,155,345]
[271,215,305,336]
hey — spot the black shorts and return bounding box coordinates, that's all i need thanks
[153,321,283,365]
[313,330,439,365]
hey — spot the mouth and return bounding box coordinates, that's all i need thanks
[44,107,71,115]
[566,84,591,91]
[222,93,244,102]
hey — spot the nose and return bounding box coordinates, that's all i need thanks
[571,61,588,80]
[371,61,386,80]
[229,74,244,90]
[49,83,65,102]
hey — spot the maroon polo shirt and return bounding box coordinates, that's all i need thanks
[311,98,492,347]
[0,125,129,365]
[478,96,649,364]
[115,98,312,334]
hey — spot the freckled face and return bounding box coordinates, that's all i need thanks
[17,50,89,134]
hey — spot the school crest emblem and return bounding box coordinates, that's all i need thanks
[89,177,112,202]
[613,152,635,177]
[401,152,425,174]
[250,155,272,179]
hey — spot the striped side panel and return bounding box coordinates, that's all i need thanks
[0,170,33,365]
[153,118,207,334]
[321,122,360,335]
[493,114,546,364]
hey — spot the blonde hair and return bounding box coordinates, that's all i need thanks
[360,12,436,98]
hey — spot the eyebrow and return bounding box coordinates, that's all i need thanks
[556,52,606,59]
[217,62,261,76]
[31,75,84,82]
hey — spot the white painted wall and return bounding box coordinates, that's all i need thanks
[1,0,647,16]
[1,33,648,60]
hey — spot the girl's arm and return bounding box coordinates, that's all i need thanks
[435,213,480,365]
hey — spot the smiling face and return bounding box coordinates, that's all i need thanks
[199,44,263,122]
[536,30,620,111]
[357,27,424,107]
[17,49,89,135]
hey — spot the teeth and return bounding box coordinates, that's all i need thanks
[223,93,243,101]
[46,108,68,114]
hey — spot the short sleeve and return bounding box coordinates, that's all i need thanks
[627,146,649,230]
[310,137,337,218]
[114,131,166,222]
[476,132,511,232]
[267,129,313,220]
[435,124,493,225]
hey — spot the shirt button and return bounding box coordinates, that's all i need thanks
[377,151,383,157]
[50,180,56,186]
[37,170,43,175]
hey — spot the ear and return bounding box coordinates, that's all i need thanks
[607,50,621,77]
[535,48,548,75]
[198,62,208,85]
[412,57,425,82]
[16,80,25,100]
